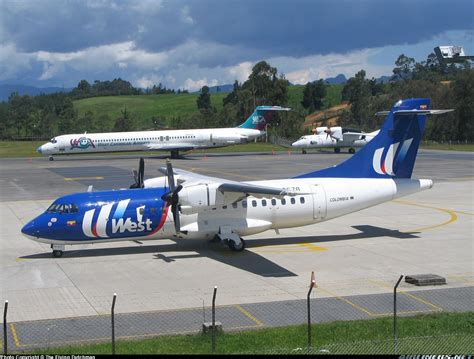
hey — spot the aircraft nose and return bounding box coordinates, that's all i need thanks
[37,145,43,154]
[21,220,40,239]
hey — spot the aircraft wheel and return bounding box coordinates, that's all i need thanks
[228,238,245,252]
[52,250,63,258]
[334,148,341,153]
[302,149,307,154]
[49,156,54,161]
[349,148,355,154]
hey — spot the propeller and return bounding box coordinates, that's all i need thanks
[160,160,183,234]
[324,126,333,140]
[130,157,145,189]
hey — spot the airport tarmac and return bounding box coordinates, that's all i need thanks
[0,149,473,328]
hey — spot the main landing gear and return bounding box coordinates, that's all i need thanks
[216,228,246,252]
[334,148,341,153]
[51,244,65,257]
[301,149,307,154]
[349,148,356,154]
[49,156,54,161]
[170,150,180,159]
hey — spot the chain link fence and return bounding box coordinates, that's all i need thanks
[2,282,473,354]
[249,334,474,355]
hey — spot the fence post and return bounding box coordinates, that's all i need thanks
[307,272,316,351]
[111,293,117,355]
[394,275,403,354]
[3,300,8,355]
[212,286,217,354]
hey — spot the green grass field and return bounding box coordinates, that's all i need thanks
[73,85,343,130]
[30,312,473,355]
[74,93,228,129]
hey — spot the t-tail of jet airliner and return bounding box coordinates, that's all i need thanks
[36,106,290,160]
[23,98,453,257]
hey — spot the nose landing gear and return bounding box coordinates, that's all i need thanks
[51,244,65,257]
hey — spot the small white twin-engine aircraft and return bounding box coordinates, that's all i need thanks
[22,99,452,257]
[36,105,290,160]
[292,126,380,154]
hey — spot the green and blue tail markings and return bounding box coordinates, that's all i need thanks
[295,98,432,179]
[238,106,291,131]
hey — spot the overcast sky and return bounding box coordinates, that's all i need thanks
[0,0,472,91]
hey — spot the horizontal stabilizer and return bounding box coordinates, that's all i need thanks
[376,109,454,116]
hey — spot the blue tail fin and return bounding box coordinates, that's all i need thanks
[238,106,291,130]
[295,98,436,179]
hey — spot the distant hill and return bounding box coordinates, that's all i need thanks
[325,74,347,85]
[193,84,234,94]
[0,84,72,101]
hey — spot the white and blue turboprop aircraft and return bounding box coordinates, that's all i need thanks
[22,99,452,257]
[37,106,290,160]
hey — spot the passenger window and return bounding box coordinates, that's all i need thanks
[281,198,286,205]
[232,203,238,209]
[242,200,247,208]
[300,197,305,204]
[271,199,276,206]
[262,200,267,207]
[252,200,257,207]
[291,198,296,204]
[139,207,145,215]
[223,205,227,209]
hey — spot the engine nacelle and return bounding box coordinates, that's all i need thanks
[178,183,245,214]
[212,133,246,145]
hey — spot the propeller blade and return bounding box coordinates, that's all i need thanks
[130,158,145,189]
[172,203,181,233]
[166,159,175,191]
[138,157,144,188]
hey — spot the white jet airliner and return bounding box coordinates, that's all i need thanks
[292,126,380,154]
[22,98,452,257]
[37,106,290,160]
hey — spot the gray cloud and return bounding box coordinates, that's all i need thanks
[0,0,472,88]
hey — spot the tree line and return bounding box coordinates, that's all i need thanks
[337,53,473,142]
[0,53,472,142]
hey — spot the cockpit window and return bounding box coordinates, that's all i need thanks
[299,136,306,140]
[46,203,78,213]
[50,137,57,144]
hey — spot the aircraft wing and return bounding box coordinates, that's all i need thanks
[159,167,298,205]
[217,183,293,198]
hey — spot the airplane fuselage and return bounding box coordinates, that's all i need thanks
[37,127,263,156]
[22,177,432,246]
[292,134,375,149]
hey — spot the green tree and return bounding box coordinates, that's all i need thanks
[342,70,372,127]
[197,86,211,110]
[452,69,474,142]
[392,54,416,81]
[301,79,327,112]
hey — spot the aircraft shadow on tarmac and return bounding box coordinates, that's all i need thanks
[20,225,419,278]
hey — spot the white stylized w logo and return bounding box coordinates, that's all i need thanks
[372,138,413,176]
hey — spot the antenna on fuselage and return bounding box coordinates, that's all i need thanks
[87,185,93,192]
